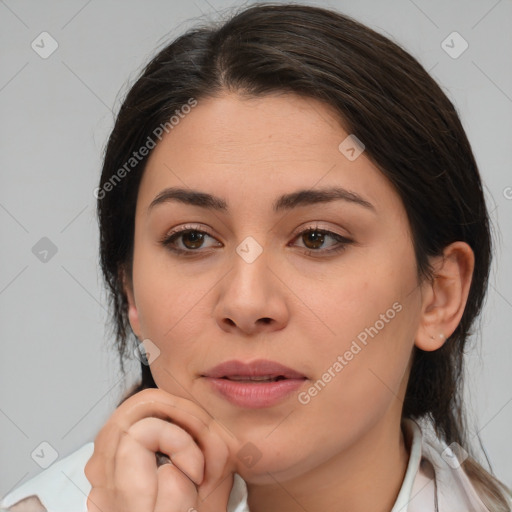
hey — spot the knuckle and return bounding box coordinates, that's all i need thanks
[84,456,101,484]
[136,387,165,403]
[113,387,162,415]
[116,431,137,461]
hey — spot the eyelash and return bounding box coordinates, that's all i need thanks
[159,224,353,258]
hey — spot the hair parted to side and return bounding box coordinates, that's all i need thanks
[96,3,510,509]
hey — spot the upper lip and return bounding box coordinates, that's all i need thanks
[202,359,306,379]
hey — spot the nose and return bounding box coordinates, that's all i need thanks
[214,245,289,336]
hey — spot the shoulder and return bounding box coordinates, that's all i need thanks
[0,443,94,512]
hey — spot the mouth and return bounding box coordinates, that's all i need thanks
[202,359,307,408]
[203,359,306,380]
[219,375,289,382]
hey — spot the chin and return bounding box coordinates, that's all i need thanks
[233,441,315,485]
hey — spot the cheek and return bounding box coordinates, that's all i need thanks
[133,240,203,331]
[300,300,413,412]
[131,251,216,372]
[291,247,419,409]
[293,257,414,355]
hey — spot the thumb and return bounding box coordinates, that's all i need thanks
[196,471,235,512]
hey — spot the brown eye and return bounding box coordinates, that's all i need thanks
[302,230,326,250]
[180,230,206,249]
[160,226,222,256]
[292,228,353,256]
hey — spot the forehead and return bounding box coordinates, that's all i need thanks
[144,92,347,168]
[181,92,344,147]
[136,92,403,220]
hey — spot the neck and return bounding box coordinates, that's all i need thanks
[246,414,410,512]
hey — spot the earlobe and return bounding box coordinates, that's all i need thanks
[414,241,474,352]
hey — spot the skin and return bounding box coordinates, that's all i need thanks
[85,92,474,512]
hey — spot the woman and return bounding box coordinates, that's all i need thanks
[2,3,510,511]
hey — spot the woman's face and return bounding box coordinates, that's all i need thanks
[125,92,425,483]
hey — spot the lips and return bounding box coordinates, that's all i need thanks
[202,359,307,408]
[223,375,286,382]
[203,359,306,380]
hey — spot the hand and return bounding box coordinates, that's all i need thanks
[85,388,236,512]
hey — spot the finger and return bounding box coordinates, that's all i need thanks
[119,417,205,485]
[117,389,237,474]
[122,390,237,504]
[89,388,237,504]
[154,463,198,512]
[85,431,117,486]
[197,472,235,512]
[95,389,211,463]
[122,396,235,498]
[112,431,159,511]
[195,422,233,498]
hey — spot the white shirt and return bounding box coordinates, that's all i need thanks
[0,418,501,512]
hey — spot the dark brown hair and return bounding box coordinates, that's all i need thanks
[96,4,510,509]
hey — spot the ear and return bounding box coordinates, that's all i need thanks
[120,265,141,339]
[415,241,474,351]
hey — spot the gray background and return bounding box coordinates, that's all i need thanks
[1,0,511,498]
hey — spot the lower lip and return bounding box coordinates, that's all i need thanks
[204,377,306,408]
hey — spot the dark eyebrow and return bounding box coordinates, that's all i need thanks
[147,186,375,214]
[273,187,375,213]
[148,187,228,213]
